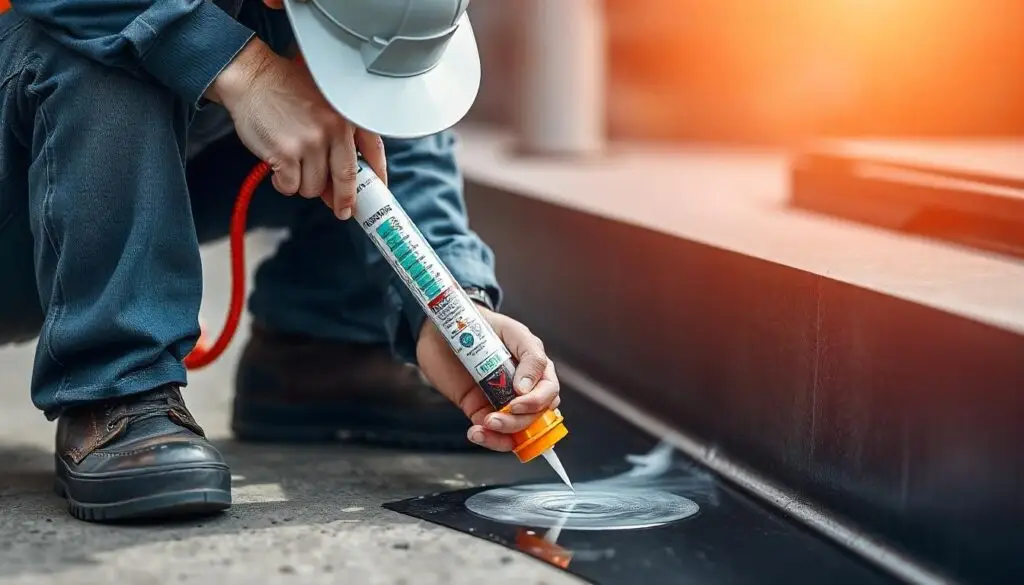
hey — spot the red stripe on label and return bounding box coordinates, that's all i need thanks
[427,288,450,310]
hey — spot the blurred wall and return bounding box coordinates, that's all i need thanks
[468,0,1024,142]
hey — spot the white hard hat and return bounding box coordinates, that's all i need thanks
[283,0,481,139]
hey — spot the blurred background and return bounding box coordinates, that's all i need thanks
[454,6,1024,583]
[466,0,1024,143]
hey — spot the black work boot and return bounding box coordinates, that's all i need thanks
[54,385,231,522]
[231,323,473,449]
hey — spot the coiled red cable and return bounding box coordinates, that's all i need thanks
[183,161,271,369]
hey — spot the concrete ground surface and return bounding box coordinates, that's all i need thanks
[0,233,583,585]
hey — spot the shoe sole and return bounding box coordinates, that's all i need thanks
[55,462,232,523]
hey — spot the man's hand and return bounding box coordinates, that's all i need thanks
[204,36,386,220]
[416,308,561,452]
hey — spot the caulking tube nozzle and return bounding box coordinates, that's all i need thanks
[504,407,571,486]
[541,448,574,491]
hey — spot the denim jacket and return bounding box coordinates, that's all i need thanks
[10,0,254,104]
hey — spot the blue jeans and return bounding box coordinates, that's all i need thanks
[0,11,500,418]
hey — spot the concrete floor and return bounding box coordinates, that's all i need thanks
[0,234,582,585]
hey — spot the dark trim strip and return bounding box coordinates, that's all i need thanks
[558,359,952,585]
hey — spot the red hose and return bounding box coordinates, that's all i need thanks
[183,161,271,369]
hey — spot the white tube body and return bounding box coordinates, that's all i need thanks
[351,165,512,387]
[351,167,571,484]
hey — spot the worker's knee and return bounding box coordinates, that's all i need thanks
[15,25,194,229]
[49,64,186,135]
[25,27,189,145]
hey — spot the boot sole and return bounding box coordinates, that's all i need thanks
[55,461,232,523]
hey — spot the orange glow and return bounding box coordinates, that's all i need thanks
[604,0,1024,140]
[515,529,574,569]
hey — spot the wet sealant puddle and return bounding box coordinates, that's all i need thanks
[464,443,700,532]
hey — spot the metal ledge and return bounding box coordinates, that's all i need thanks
[789,140,1024,260]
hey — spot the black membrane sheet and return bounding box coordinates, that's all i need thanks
[385,391,901,585]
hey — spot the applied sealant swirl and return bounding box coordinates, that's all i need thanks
[464,484,699,531]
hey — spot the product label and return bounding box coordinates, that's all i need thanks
[479,358,517,407]
[352,166,513,393]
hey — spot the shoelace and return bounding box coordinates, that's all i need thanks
[102,389,185,431]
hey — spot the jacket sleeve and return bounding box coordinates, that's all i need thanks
[10,0,255,104]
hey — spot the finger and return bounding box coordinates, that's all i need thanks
[467,425,517,452]
[482,410,543,434]
[354,130,387,186]
[502,324,549,395]
[329,133,358,220]
[507,359,559,414]
[270,158,301,196]
[298,149,329,198]
[457,386,495,426]
[506,379,558,418]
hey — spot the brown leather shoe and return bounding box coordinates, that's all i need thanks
[231,323,474,449]
[54,385,231,522]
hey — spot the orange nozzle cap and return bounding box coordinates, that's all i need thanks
[503,408,568,463]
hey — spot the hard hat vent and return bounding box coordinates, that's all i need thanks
[309,0,469,77]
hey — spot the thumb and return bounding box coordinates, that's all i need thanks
[501,322,549,395]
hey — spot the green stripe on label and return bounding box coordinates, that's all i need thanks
[376,220,396,238]
[415,272,434,289]
[393,241,411,260]
[477,353,503,376]
[385,232,403,249]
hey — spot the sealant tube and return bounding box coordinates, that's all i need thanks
[351,163,568,464]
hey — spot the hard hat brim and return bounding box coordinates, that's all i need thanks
[284,0,481,139]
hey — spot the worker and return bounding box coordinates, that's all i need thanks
[0,0,561,522]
